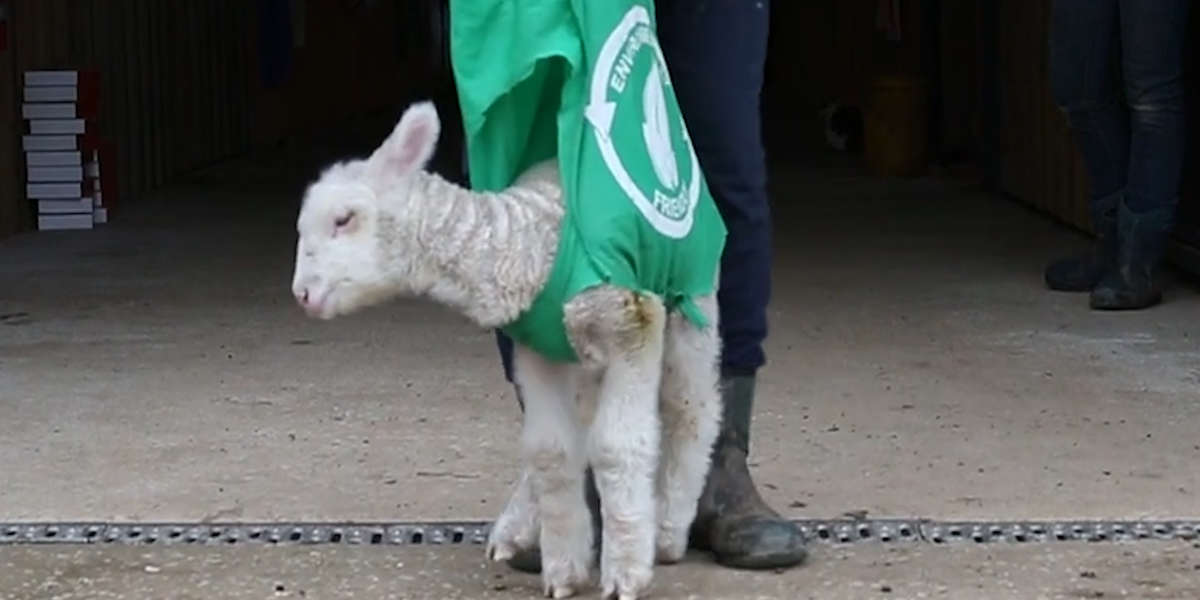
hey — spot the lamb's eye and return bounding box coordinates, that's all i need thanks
[334,212,354,229]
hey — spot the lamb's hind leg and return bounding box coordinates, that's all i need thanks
[511,344,592,599]
[655,292,722,563]
[567,288,666,600]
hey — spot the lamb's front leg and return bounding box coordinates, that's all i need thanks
[569,289,666,600]
[487,465,540,563]
[512,345,592,599]
[655,293,722,563]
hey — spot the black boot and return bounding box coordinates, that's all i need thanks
[1045,192,1119,291]
[687,374,808,569]
[1089,200,1176,311]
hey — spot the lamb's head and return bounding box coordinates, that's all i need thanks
[291,101,441,319]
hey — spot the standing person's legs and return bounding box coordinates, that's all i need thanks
[654,0,806,570]
[489,0,805,572]
[1090,0,1190,310]
[1045,0,1125,293]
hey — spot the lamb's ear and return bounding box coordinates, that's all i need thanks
[367,101,440,179]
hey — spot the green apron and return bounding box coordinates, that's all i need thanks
[449,0,727,362]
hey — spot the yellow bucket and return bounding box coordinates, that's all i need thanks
[864,75,930,177]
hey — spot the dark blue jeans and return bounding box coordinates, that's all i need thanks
[493,0,773,383]
[1049,0,1190,214]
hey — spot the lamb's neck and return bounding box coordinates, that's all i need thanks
[405,170,563,329]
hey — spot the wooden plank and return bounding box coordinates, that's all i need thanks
[97,0,119,201]
[1029,3,1043,210]
[201,0,217,164]
[135,0,152,191]
[225,0,240,158]
[211,0,230,159]
[179,0,198,171]
[117,0,139,201]
[987,0,1099,233]
[234,0,255,152]
[231,0,250,156]
[163,2,180,179]
[216,0,234,161]
[143,0,160,187]
[224,0,244,154]
[1031,1,1044,214]
[152,1,168,187]
[0,4,23,236]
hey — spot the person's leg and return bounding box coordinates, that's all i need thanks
[1045,0,1125,292]
[655,0,806,570]
[494,331,519,394]
[1090,0,1190,310]
[495,0,802,573]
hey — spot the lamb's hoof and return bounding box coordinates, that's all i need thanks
[655,524,689,564]
[544,583,578,599]
[487,492,540,563]
[541,554,591,600]
[601,560,653,600]
[487,540,515,563]
[487,523,537,563]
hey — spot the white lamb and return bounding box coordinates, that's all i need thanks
[290,101,722,600]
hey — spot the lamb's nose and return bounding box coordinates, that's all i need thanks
[295,287,310,307]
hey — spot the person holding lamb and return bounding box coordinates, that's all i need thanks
[465,0,809,574]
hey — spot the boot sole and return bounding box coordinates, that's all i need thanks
[713,546,809,570]
[1089,292,1163,311]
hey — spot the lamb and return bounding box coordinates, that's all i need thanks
[290,101,723,600]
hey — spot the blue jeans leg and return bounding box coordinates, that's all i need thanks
[656,0,772,375]
[1050,0,1128,206]
[1049,0,1190,215]
[1118,0,1190,213]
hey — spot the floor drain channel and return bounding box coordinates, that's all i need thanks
[0,520,1196,547]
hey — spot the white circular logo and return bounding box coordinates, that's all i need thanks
[585,5,702,239]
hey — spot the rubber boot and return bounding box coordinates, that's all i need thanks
[1089,200,1176,311]
[687,374,808,569]
[1044,192,1119,292]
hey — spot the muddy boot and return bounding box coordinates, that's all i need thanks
[1089,201,1175,311]
[1045,192,1119,292]
[504,386,603,575]
[689,374,808,569]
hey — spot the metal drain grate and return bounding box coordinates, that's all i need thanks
[799,519,922,544]
[922,521,1199,544]
[0,523,490,546]
[1,520,1197,547]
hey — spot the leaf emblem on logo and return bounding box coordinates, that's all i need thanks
[642,62,678,190]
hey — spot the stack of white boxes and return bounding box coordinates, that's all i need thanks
[21,70,108,230]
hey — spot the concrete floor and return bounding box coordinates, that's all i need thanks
[1,132,1199,597]
[3,542,1199,600]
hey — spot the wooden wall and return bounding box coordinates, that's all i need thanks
[763,0,1089,226]
[1,0,415,240]
[0,9,19,240]
[2,0,254,236]
[248,0,411,147]
[766,0,931,130]
[990,1,1091,231]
